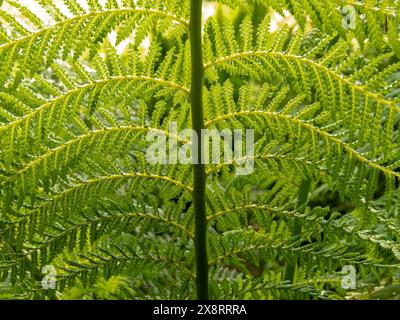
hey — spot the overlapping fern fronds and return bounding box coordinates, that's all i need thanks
[0,0,400,300]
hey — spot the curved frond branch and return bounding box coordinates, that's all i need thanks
[0,75,190,133]
[1,173,193,236]
[204,51,399,111]
[0,7,189,53]
[2,126,187,185]
[205,110,400,179]
[57,249,195,282]
[1,210,194,274]
[42,172,193,201]
[208,239,285,266]
[206,154,314,186]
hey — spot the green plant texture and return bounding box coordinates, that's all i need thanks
[1,0,400,300]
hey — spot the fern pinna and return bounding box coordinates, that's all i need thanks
[0,0,400,300]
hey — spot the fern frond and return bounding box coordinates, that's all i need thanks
[1,0,399,300]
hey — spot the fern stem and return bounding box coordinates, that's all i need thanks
[284,178,310,282]
[190,0,208,300]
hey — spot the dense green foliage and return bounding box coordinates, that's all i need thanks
[0,0,400,300]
